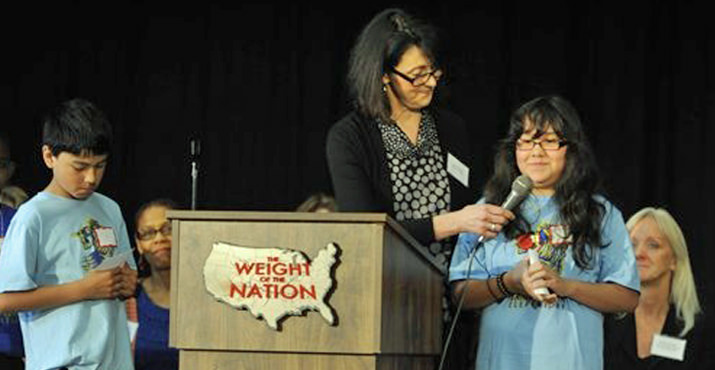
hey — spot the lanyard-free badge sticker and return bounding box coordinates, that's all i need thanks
[95,227,117,248]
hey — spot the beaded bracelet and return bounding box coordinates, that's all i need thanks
[495,272,513,298]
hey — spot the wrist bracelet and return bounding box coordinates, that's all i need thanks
[496,272,513,298]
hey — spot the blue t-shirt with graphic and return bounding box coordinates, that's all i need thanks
[1,204,24,357]
[0,192,136,370]
[449,195,640,370]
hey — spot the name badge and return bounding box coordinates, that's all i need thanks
[447,153,469,188]
[95,227,118,248]
[651,333,686,361]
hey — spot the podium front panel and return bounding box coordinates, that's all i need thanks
[380,227,442,354]
[168,211,444,358]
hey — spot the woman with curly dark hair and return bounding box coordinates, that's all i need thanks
[449,95,640,370]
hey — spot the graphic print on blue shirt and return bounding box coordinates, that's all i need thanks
[509,222,572,308]
[73,218,118,271]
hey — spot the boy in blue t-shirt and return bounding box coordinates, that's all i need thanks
[0,99,137,370]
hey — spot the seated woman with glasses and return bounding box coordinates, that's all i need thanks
[449,95,640,370]
[125,199,179,370]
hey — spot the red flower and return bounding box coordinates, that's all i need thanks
[516,233,534,251]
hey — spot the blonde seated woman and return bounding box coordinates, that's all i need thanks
[605,207,713,369]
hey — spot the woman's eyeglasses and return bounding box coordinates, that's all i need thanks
[390,67,443,86]
[136,222,172,241]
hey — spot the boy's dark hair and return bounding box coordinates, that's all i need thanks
[42,98,113,156]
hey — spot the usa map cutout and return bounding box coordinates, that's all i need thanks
[203,241,339,330]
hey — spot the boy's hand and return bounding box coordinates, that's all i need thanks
[81,263,137,300]
[81,267,124,300]
[117,263,138,299]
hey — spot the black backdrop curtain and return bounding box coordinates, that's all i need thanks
[2,0,714,333]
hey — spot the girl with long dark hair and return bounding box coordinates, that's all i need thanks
[449,95,640,370]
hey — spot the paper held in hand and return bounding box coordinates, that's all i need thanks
[93,250,133,270]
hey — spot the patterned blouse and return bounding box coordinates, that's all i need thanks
[378,111,452,266]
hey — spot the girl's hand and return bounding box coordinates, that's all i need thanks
[522,258,559,304]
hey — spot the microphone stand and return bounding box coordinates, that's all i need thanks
[190,138,201,210]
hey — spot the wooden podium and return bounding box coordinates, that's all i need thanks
[167,211,444,370]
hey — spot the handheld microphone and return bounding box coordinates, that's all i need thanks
[477,174,533,243]
[500,175,548,297]
[498,176,549,297]
[500,174,533,212]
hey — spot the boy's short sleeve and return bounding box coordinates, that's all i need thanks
[0,209,40,293]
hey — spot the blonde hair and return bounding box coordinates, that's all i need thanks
[626,207,701,336]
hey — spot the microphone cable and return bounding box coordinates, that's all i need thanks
[437,175,532,369]
[437,237,492,370]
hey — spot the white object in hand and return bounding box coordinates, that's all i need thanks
[94,250,132,270]
[527,249,550,297]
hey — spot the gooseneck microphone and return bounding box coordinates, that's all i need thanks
[437,175,533,370]
[190,137,201,210]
